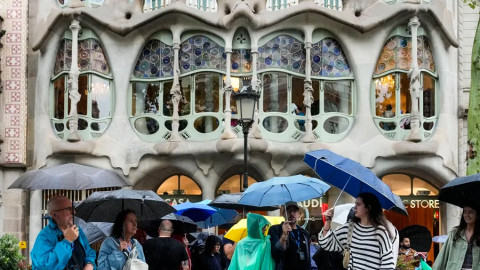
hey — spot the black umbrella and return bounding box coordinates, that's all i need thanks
[75,190,175,223]
[209,193,279,211]
[438,174,480,208]
[9,163,132,224]
[42,215,112,244]
[399,225,432,252]
[138,213,197,237]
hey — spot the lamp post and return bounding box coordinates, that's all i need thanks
[233,86,260,191]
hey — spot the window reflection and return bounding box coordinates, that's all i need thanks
[179,77,191,116]
[195,73,220,113]
[324,81,352,115]
[78,75,88,116]
[91,76,111,119]
[400,73,411,115]
[263,73,288,113]
[131,83,160,116]
[311,80,320,116]
[162,81,173,117]
[423,74,435,117]
[375,74,396,117]
[54,77,65,119]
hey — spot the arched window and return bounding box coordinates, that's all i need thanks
[51,29,113,140]
[130,33,226,142]
[382,174,438,196]
[157,174,202,195]
[257,31,354,143]
[217,175,258,195]
[372,28,437,141]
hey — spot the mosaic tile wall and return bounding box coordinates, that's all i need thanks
[0,0,28,165]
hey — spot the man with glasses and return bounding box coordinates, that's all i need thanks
[269,201,312,270]
[31,196,96,270]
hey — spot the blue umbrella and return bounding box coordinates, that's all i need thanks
[303,149,408,215]
[195,200,239,229]
[174,202,217,222]
[238,175,330,207]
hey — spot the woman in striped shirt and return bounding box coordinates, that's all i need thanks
[320,192,395,270]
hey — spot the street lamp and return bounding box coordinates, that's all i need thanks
[233,86,260,191]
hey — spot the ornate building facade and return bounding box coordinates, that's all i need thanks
[0,0,471,259]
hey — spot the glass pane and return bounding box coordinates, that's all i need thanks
[165,120,188,132]
[179,175,202,195]
[78,75,88,116]
[67,119,88,131]
[179,76,191,116]
[262,116,288,133]
[134,117,159,135]
[292,77,304,112]
[131,82,160,116]
[263,73,288,113]
[423,122,434,131]
[54,123,64,132]
[312,80,320,116]
[195,73,220,113]
[413,177,438,196]
[382,174,412,196]
[90,76,111,119]
[157,175,179,195]
[374,74,396,117]
[90,122,107,132]
[379,121,397,131]
[323,116,349,134]
[217,175,257,195]
[324,81,352,114]
[423,73,435,117]
[194,116,220,133]
[53,77,66,119]
[162,81,173,116]
[400,73,411,115]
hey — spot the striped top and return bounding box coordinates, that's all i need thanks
[319,222,395,270]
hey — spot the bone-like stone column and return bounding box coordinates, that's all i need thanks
[302,41,316,142]
[67,20,82,142]
[221,49,237,140]
[169,43,183,141]
[249,49,262,139]
[405,16,422,142]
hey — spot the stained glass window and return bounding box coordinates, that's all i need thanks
[311,38,351,77]
[231,49,252,73]
[133,40,174,78]
[257,35,306,74]
[54,38,110,75]
[375,36,435,75]
[180,35,226,73]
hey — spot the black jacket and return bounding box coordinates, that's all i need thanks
[268,223,311,270]
[312,244,345,270]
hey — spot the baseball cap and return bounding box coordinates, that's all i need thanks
[285,201,299,210]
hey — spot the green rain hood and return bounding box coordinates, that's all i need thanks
[228,213,275,270]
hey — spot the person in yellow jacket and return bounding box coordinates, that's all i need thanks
[433,205,480,270]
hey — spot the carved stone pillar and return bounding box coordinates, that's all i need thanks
[169,43,183,142]
[302,42,315,142]
[222,50,237,140]
[248,49,262,139]
[405,16,422,142]
[67,20,82,142]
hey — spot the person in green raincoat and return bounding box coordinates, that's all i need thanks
[228,213,275,270]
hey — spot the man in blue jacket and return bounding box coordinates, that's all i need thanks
[31,196,96,270]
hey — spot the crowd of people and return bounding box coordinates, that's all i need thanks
[30,194,480,270]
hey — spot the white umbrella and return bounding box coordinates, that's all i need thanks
[332,203,355,225]
[433,235,448,243]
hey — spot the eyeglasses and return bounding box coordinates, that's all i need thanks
[53,206,74,213]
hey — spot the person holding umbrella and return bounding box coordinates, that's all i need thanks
[321,192,395,270]
[31,196,97,270]
[97,210,146,270]
[269,201,312,270]
[433,204,480,270]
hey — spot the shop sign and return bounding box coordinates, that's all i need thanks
[298,198,323,208]
[402,196,439,209]
[161,195,202,205]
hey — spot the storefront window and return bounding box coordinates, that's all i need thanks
[157,174,202,195]
[217,175,258,195]
[382,174,412,195]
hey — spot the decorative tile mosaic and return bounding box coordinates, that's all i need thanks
[375,35,435,75]
[311,38,351,77]
[54,38,110,75]
[231,49,252,73]
[180,35,226,73]
[133,39,174,78]
[257,35,306,74]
